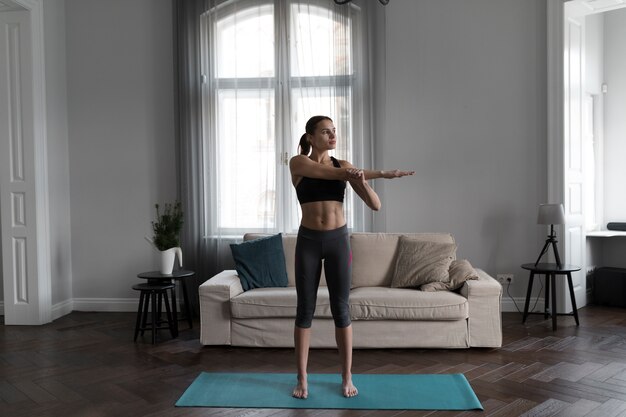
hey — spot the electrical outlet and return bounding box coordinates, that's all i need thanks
[496,274,514,285]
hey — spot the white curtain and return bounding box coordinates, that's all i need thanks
[177,0,374,289]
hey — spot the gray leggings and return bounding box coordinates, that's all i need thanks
[295,225,352,329]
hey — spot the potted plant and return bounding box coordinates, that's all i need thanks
[151,201,184,274]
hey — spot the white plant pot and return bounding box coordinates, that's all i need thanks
[160,247,182,275]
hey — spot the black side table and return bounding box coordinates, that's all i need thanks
[521,263,581,330]
[137,270,195,334]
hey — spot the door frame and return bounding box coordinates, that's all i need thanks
[0,0,51,324]
[547,0,565,224]
[548,0,626,312]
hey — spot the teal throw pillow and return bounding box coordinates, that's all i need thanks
[230,233,288,291]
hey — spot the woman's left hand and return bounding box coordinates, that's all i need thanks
[383,169,415,179]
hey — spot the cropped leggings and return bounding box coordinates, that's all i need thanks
[295,225,352,329]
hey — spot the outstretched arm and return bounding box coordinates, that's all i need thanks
[362,169,415,181]
[289,155,354,181]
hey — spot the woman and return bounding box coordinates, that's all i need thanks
[289,115,414,399]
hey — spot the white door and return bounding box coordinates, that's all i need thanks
[0,9,48,324]
[561,10,587,312]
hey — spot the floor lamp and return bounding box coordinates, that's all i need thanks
[534,203,565,268]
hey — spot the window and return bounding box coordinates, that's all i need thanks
[583,94,599,232]
[201,0,366,236]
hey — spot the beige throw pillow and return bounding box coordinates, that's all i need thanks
[420,259,479,292]
[390,237,456,288]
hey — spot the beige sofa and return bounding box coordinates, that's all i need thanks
[199,233,502,348]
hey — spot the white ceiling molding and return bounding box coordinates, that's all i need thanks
[566,0,626,17]
[0,0,25,12]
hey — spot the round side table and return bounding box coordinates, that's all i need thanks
[521,263,581,330]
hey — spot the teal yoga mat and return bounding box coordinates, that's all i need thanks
[175,372,483,410]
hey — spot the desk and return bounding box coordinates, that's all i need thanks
[137,270,195,334]
[587,230,626,238]
[521,263,580,330]
[586,231,626,304]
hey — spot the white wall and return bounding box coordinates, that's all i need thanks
[584,13,604,273]
[43,0,73,311]
[377,0,547,297]
[599,8,626,268]
[585,14,605,96]
[65,0,176,308]
[603,9,626,225]
[51,0,550,312]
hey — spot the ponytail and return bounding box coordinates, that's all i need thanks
[298,115,333,156]
[299,133,311,155]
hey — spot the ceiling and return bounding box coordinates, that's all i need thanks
[570,0,626,15]
[0,0,25,13]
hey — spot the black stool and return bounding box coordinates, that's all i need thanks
[132,282,176,344]
[137,270,195,331]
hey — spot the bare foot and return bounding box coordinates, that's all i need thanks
[292,376,308,399]
[342,376,358,398]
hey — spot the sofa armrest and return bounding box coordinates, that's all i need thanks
[199,270,244,345]
[460,269,502,348]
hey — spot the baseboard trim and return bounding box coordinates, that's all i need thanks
[51,299,73,321]
[72,298,138,312]
[1,298,140,319]
[0,296,559,318]
[501,297,545,314]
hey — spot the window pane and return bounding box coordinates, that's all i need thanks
[216,5,274,78]
[290,87,353,230]
[291,87,352,162]
[290,4,352,77]
[583,95,596,231]
[217,89,276,229]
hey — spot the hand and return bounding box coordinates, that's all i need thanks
[346,168,365,182]
[383,169,415,179]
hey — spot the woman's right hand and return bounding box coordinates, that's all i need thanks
[346,168,365,182]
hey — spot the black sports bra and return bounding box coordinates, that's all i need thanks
[296,157,346,204]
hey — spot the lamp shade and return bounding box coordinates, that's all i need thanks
[537,203,565,225]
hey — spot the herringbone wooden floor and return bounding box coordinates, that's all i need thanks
[2,307,626,416]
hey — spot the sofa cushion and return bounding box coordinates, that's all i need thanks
[420,259,479,292]
[245,233,327,287]
[231,287,332,318]
[349,287,468,320]
[230,234,288,291]
[350,233,455,288]
[245,232,456,289]
[390,238,456,288]
[231,286,468,321]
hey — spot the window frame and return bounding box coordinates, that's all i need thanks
[201,0,366,236]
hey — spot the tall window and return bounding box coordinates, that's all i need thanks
[201,0,367,236]
[583,94,599,232]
